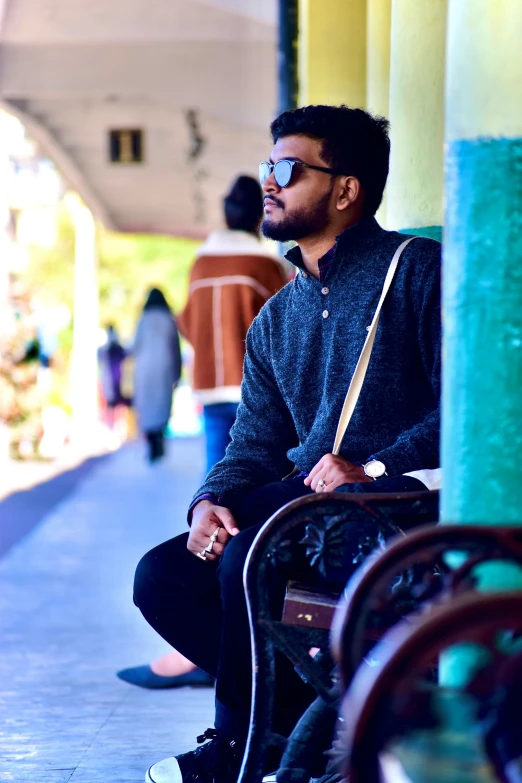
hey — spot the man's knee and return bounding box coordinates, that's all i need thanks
[133,547,157,610]
[217,526,260,590]
[133,533,190,610]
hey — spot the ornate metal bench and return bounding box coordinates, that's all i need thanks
[331,525,522,783]
[238,490,440,783]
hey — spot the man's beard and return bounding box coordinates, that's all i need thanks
[261,185,333,242]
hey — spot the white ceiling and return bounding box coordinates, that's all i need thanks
[0,0,278,236]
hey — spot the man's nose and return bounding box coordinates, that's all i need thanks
[262,172,279,194]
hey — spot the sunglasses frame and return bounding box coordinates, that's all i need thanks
[259,159,347,188]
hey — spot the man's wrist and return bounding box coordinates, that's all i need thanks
[355,465,372,482]
[193,498,214,513]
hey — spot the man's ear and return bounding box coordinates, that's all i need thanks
[336,176,362,212]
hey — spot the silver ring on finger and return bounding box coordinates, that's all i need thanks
[204,529,219,553]
[317,479,326,490]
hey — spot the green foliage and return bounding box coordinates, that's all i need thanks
[26,199,200,343]
[98,228,199,339]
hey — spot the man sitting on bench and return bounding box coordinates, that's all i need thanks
[134,104,441,783]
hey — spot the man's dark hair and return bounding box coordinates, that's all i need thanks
[223,175,263,233]
[270,105,390,217]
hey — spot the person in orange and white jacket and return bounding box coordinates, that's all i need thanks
[178,175,287,475]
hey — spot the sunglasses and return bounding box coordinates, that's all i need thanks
[259,159,346,188]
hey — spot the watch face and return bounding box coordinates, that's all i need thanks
[365,460,386,478]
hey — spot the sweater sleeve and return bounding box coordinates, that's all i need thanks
[370,250,441,475]
[191,313,298,505]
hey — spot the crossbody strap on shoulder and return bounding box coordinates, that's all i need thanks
[332,236,419,456]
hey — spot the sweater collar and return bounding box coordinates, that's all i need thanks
[284,217,383,273]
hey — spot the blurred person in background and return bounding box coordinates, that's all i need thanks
[133,288,181,463]
[117,176,286,690]
[99,324,128,427]
[178,174,286,474]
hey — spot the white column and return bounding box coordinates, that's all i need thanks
[0,143,11,465]
[67,194,100,452]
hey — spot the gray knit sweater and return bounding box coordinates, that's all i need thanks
[194,217,441,505]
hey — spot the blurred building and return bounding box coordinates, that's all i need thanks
[0,0,277,238]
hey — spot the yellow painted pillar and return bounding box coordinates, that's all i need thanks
[366,0,391,116]
[366,0,391,225]
[298,0,366,107]
[386,0,446,239]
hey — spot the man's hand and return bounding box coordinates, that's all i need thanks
[188,500,240,561]
[304,454,372,493]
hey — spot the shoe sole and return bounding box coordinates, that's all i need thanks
[145,758,183,783]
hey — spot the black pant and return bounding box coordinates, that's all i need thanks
[133,474,426,742]
[134,477,318,742]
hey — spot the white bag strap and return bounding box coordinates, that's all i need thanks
[332,236,418,456]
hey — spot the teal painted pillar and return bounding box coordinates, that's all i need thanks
[441,0,522,685]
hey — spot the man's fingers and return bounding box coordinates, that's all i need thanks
[217,508,240,537]
[187,529,232,562]
[187,504,239,562]
[304,458,325,487]
[305,455,367,494]
[207,529,228,557]
[188,538,220,561]
[323,482,337,493]
[311,469,328,492]
[189,527,228,554]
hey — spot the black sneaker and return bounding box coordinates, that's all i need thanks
[145,728,243,783]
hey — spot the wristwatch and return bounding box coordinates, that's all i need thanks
[363,458,387,480]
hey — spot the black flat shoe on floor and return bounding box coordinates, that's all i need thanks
[116,665,214,689]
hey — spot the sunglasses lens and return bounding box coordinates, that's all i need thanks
[259,162,271,185]
[274,160,293,188]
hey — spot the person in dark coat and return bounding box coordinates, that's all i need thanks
[100,325,127,409]
[133,288,181,463]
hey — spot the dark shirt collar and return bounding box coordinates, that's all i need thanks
[285,217,383,278]
[317,244,336,284]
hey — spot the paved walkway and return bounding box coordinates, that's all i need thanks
[0,454,111,559]
[0,438,214,783]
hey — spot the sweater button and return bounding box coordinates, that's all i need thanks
[322,310,329,319]
[321,287,330,295]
